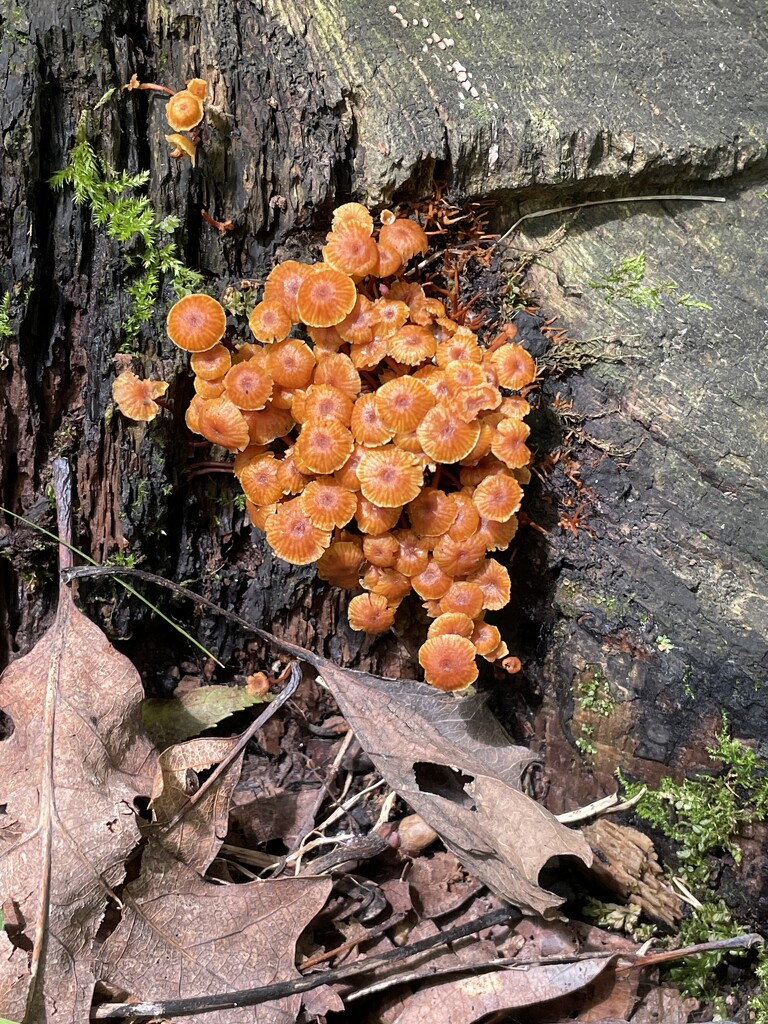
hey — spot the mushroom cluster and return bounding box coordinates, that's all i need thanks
[118,202,536,692]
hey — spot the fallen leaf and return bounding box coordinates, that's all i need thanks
[149,737,245,873]
[143,684,269,748]
[0,584,156,1021]
[388,955,618,1024]
[97,842,332,1024]
[317,665,592,917]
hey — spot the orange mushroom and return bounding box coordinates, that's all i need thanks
[316,539,366,589]
[248,299,292,343]
[379,217,429,261]
[167,293,227,352]
[357,447,424,507]
[489,343,536,390]
[296,266,357,327]
[347,592,396,633]
[427,612,475,639]
[293,421,354,475]
[323,225,379,279]
[263,260,314,322]
[299,479,358,530]
[224,357,274,411]
[196,396,251,451]
[112,370,169,421]
[472,472,523,522]
[191,343,231,380]
[418,635,478,691]
[264,337,316,389]
[166,89,204,132]
[375,376,435,435]
[265,497,331,565]
[417,403,481,463]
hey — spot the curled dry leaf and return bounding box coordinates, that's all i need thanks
[0,584,157,1021]
[149,737,246,873]
[315,664,592,917]
[142,683,270,749]
[97,843,331,1024]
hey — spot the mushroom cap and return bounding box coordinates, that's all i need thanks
[489,343,536,390]
[300,383,354,426]
[299,479,358,530]
[334,443,366,491]
[166,89,205,132]
[475,515,519,552]
[224,357,274,411]
[322,225,379,279]
[472,472,523,522]
[468,559,511,611]
[337,294,378,345]
[372,298,409,338]
[168,293,227,352]
[349,334,388,370]
[357,446,424,508]
[379,217,429,260]
[417,403,481,463]
[112,370,168,421]
[471,621,502,656]
[445,360,487,394]
[316,539,366,589]
[246,500,277,531]
[277,449,313,495]
[185,393,206,435]
[234,444,269,475]
[197,396,251,451]
[491,418,532,470]
[312,352,361,398]
[238,454,284,505]
[360,566,412,604]
[265,497,331,565]
[248,299,292,343]
[355,494,402,535]
[165,133,197,164]
[193,375,226,399]
[186,78,208,100]
[351,393,395,447]
[293,421,354,475]
[362,533,399,568]
[432,531,487,577]
[191,343,232,381]
[447,491,481,540]
[386,324,436,365]
[242,404,295,446]
[347,592,396,634]
[438,581,486,619]
[373,243,404,278]
[392,528,429,577]
[264,260,314,322]
[427,612,475,639]
[331,202,374,235]
[436,332,482,367]
[410,559,453,600]
[418,635,478,691]
[296,266,357,327]
[375,376,435,435]
[265,337,316,389]
[407,489,458,537]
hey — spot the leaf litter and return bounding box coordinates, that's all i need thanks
[1,464,760,1022]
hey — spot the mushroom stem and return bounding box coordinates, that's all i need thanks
[202,210,236,233]
[138,82,176,96]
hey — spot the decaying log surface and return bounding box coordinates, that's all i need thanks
[1,0,767,919]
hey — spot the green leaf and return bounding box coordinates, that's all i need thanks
[143,685,271,748]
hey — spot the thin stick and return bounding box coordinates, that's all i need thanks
[494,193,726,248]
[2,502,224,667]
[158,663,301,832]
[91,905,519,1019]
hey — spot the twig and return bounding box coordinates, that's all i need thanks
[158,663,301,832]
[494,193,726,249]
[555,787,646,824]
[90,905,520,1019]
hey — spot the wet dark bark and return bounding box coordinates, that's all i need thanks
[1,0,767,925]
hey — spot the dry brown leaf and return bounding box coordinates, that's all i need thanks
[97,842,332,1024]
[317,665,592,917]
[0,584,156,1021]
[149,737,245,873]
[387,955,618,1024]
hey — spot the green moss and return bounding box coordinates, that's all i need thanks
[618,718,768,1004]
[589,251,712,312]
[50,110,203,343]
